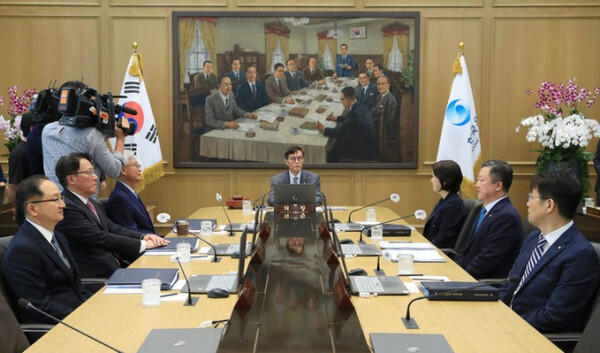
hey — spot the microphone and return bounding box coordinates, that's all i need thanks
[173,256,199,306]
[216,193,235,237]
[17,299,124,352]
[402,276,520,329]
[156,213,221,263]
[358,209,427,243]
[347,193,400,223]
[118,104,138,116]
[253,191,269,210]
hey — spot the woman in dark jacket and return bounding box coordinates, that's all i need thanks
[423,160,466,248]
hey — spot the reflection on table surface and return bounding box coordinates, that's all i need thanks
[199,77,357,164]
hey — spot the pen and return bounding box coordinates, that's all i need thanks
[397,273,423,276]
[160,293,178,298]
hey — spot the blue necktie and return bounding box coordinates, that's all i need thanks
[51,234,71,269]
[475,207,487,230]
[292,176,299,185]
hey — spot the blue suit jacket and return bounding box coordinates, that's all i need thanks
[1,222,90,324]
[324,101,377,162]
[500,224,599,333]
[355,83,378,110]
[284,71,309,91]
[454,197,522,279]
[423,192,466,249]
[335,54,357,77]
[106,181,156,235]
[268,170,322,206]
[235,80,268,113]
[225,69,245,82]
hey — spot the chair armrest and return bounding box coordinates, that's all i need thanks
[20,323,54,333]
[81,278,107,285]
[544,332,582,343]
[440,248,456,256]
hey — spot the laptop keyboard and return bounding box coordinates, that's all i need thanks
[342,244,362,255]
[226,244,239,254]
[352,277,384,293]
[207,275,236,291]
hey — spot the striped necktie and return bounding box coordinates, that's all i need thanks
[518,234,548,287]
[292,176,299,185]
[51,234,71,268]
[225,97,230,111]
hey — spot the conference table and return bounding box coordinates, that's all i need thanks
[199,78,357,164]
[25,206,559,352]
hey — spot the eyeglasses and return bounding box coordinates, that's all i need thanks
[29,195,64,205]
[71,170,96,177]
[288,156,304,163]
[126,163,141,169]
[527,193,547,202]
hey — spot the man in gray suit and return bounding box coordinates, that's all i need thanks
[205,76,258,131]
[265,63,295,104]
[371,75,398,158]
[267,146,322,206]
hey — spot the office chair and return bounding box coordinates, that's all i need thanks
[440,198,482,256]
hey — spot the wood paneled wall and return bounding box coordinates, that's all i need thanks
[1,1,599,223]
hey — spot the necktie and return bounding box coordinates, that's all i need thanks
[251,84,256,98]
[343,55,346,61]
[475,207,487,231]
[51,234,71,268]
[292,176,299,185]
[311,70,315,76]
[518,234,548,287]
[86,200,100,222]
[225,98,230,111]
[235,72,239,79]
[206,75,210,81]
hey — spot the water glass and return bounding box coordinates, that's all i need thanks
[242,200,252,213]
[201,220,213,236]
[366,208,377,222]
[141,279,162,307]
[371,225,383,240]
[176,242,191,263]
[584,197,595,209]
[396,253,414,275]
[175,220,189,236]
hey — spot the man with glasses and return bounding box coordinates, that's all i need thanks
[265,63,295,104]
[316,86,377,162]
[105,151,156,234]
[2,175,91,332]
[500,169,599,333]
[267,146,322,206]
[54,153,168,278]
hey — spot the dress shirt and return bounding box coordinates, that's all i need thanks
[26,219,55,246]
[288,170,302,184]
[482,195,508,214]
[540,220,573,255]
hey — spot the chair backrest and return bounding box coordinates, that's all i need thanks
[453,198,483,251]
[574,290,600,353]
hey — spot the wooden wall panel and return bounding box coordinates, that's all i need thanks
[365,0,483,7]
[109,0,226,6]
[237,0,354,7]
[493,0,600,7]
[0,0,98,5]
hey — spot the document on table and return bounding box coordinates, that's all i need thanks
[237,123,257,132]
[258,112,278,124]
[381,243,446,263]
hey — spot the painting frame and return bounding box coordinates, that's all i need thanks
[172,11,420,169]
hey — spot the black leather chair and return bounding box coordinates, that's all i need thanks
[452,198,483,251]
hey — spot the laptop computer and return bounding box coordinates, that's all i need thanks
[369,333,454,353]
[203,243,252,256]
[273,184,317,205]
[137,328,223,353]
[341,243,381,256]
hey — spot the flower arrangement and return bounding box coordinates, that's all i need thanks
[517,78,600,194]
[0,85,37,152]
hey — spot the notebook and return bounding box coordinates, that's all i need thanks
[137,328,223,353]
[106,268,179,290]
[370,333,454,353]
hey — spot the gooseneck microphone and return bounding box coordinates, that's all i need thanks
[216,193,235,237]
[155,213,221,263]
[173,256,199,307]
[18,299,124,353]
[402,276,520,329]
[347,193,400,223]
[359,209,427,243]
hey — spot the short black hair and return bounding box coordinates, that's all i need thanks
[20,112,34,138]
[202,60,212,68]
[286,58,295,65]
[231,58,240,64]
[481,160,513,192]
[433,160,463,193]
[16,175,49,225]
[219,76,231,85]
[55,153,92,188]
[274,63,285,71]
[341,86,356,100]
[284,146,304,159]
[340,43,348,49]
[530,169,582,220]
[374,64,385,71]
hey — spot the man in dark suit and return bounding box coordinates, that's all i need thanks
[371,76,398,158]
[2,175,91,328]
[265,63,295,104]
[193,60,218,92]
[302,56,325,84]
[105,152,156,234]
[334,43,356,78]
[452,160,522,279]
[317,87,377,162]
[205,76,258,132]
[285,58,309,91]
[500,169,599,333]
[365,58,376,83]
[235,65,268,112]
[267,146,322,206]
[54,153,167,278]
[356,72,378,110]
[224,58,245,83]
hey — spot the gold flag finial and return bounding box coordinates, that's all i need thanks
[452,42,464,77]
[128,42,144,79]
[458,42,465,51]
[132,42,138,51]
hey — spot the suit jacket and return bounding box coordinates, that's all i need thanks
[367,69,376,83]
[193,72,218,92]
[335,54,357,77]
[594,140,600,192]
[105,182,155,235]
[268,170,322,206]
[453,197,522,279]
[265,74,291,103]
[302,66,325,83]
[324,101,377,162]
[284,71,309,91]
[1,222,90,325]
[356,83,378,110]
[56,189,144,278]
[0,286,29,352]
[235,80,268,113]
[423,192,466,249]
[225,69,245,82]
[500,224,599,333]
[205,91,247,131]
[371,92,398,141]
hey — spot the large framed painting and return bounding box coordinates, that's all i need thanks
[172,12,420,168]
